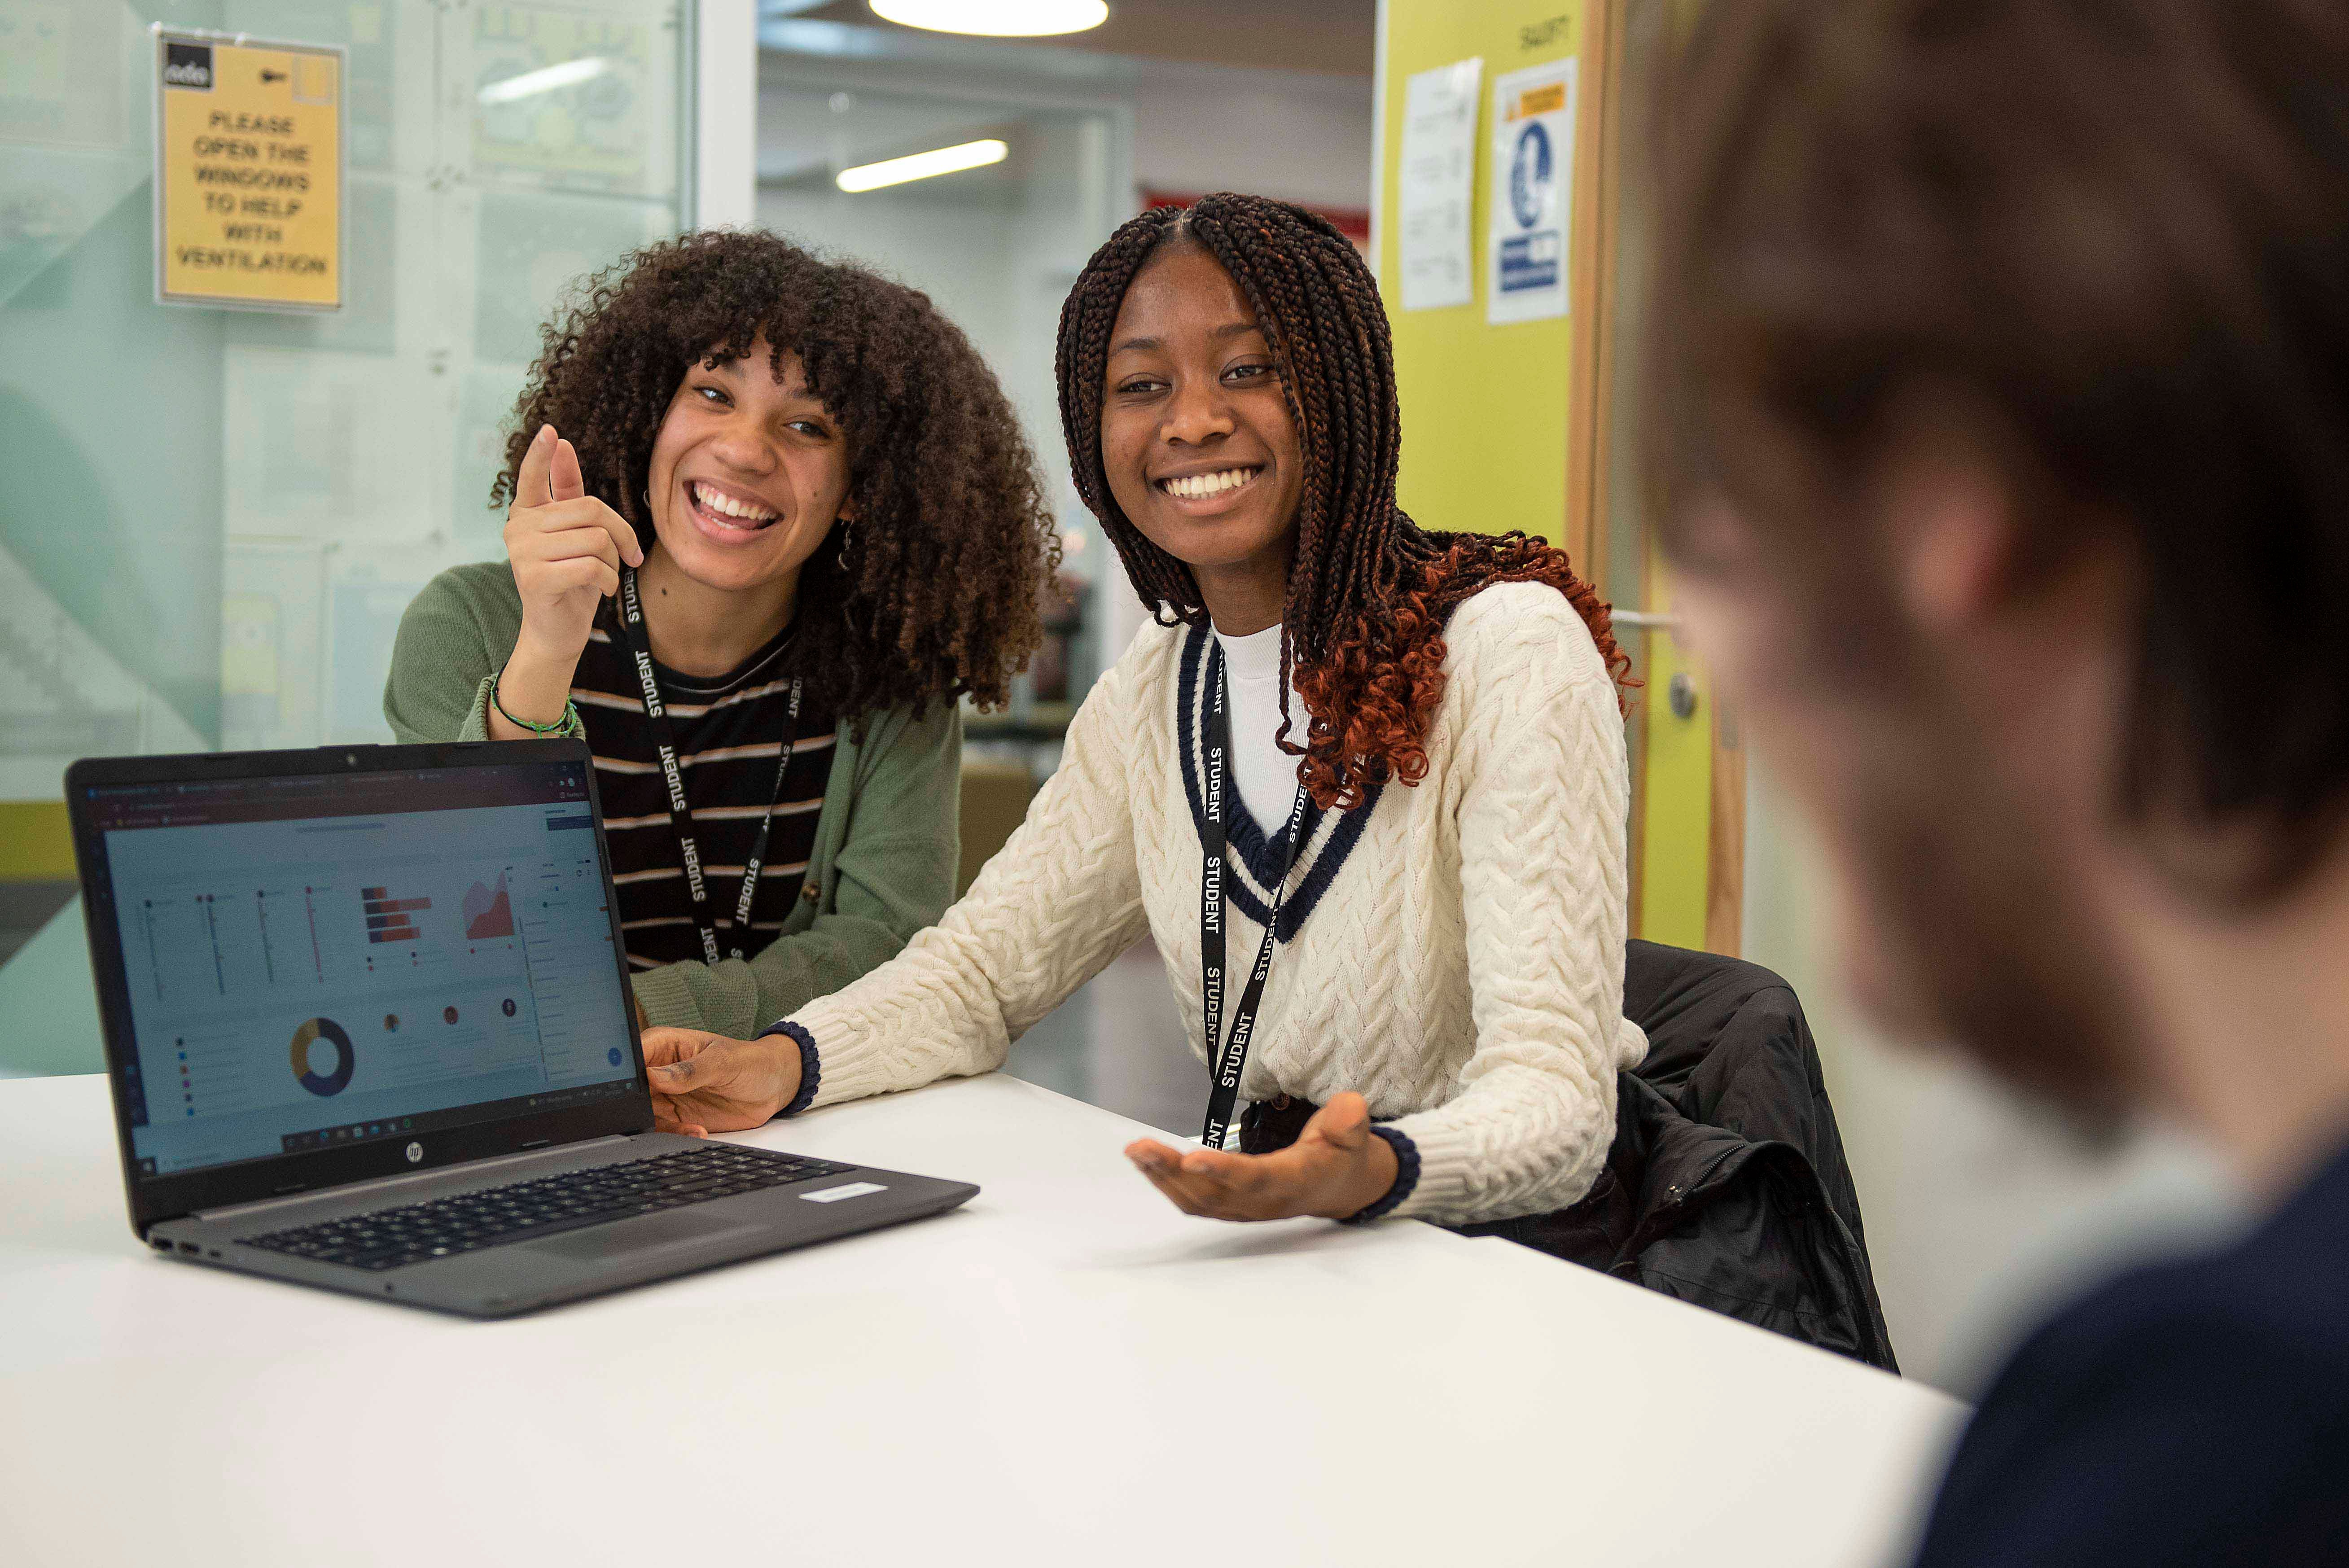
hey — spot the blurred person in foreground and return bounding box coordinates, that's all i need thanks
[1655,0,2349,1562]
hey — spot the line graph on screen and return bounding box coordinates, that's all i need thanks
[461,871,516,940]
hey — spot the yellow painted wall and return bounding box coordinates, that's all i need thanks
[1380,0,1723,950]
[1637,568,1712,949]
[0,804,74,882]
[1376,4,1585,546]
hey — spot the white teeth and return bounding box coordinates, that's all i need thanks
[691,481,776,524]
[1161,468,1258,499]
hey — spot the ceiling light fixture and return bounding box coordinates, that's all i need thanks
[477,57,612,106]
[837,138,1009,193]
[868,0,1109,38]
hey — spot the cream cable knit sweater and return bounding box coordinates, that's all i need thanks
[790,581,1648,1226]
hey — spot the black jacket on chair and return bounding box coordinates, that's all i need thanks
[1240,941,1898,1371]
[1459,940,1898,1370]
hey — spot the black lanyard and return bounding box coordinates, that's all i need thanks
[614,566,803,965]
[1199,641,1309,1150]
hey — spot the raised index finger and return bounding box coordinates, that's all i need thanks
[551,436,585,503]
[516,423,557,508]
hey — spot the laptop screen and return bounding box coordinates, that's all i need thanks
[82,758,640,1180]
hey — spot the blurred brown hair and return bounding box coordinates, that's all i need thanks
[1652,0,2349,899]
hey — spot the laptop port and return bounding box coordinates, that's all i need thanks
[178,1242,199,1253]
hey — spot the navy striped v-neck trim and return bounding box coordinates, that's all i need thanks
[1176,622,1378,942]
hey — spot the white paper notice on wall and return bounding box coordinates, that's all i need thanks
[1396,57,1481,311]
[1486,58,1576,326]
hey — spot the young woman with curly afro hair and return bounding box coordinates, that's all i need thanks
[386,230,1058,1047]
[641,195,1649,1245]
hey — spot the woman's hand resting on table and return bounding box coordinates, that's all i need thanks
[1124,1092,1398,1222]
[640,1028,801,1136]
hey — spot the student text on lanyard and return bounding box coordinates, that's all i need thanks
[1199,639,1310,1151]
[615,565,803,965]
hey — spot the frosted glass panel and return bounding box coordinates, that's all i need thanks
[214,0,688,752]
[0,0,689,787]
[471,3,679,200]
[0,3,219,795]
[471,186,673,366]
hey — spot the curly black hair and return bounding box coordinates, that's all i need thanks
[492,228,1059,723]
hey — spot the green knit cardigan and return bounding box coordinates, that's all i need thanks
[382,561,960,1039]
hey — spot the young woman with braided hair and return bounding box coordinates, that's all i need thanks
[646,193,1648,1236]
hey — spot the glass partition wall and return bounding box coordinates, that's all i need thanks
[0,0,692,786]
[0,0,694,1052]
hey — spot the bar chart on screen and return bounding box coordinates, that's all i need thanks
[362,885,431,943]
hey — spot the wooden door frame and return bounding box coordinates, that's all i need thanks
[1567,0,1746,956]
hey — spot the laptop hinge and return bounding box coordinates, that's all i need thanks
[187,1133,635,1224]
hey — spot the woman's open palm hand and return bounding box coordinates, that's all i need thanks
[1123,1092,1399,1222]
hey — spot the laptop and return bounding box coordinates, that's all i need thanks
[66,740,977,1318]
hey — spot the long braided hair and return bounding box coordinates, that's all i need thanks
[1055,193,1631,810]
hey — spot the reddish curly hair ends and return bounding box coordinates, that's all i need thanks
[494,229,1058,727]
[1055,194,1630,810]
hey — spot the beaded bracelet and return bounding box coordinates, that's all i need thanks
[491,669,581,736]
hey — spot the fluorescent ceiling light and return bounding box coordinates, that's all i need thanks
[837,138,1009,193]
[868,0,1109,38]
[478,57,612,106]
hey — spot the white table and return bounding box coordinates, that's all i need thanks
[0,1071,1966,1567]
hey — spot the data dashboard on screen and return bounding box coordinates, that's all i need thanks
[84,762,637,1178]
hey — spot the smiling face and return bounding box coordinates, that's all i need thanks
[641,336,853,594]
[1099,242,1306,625]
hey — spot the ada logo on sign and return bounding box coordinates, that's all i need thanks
[162,41,213,90]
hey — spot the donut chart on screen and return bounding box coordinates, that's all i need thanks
[289,1016,355,1096]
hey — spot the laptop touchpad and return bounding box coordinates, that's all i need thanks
[527,1211,758,1261]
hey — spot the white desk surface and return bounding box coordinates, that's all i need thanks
[0,1071,1965,1567]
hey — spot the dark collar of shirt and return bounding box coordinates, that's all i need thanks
[1911,1134,2349,1568]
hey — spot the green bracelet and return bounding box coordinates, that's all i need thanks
[492,669,580,736]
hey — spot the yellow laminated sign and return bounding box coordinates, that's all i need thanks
[154,28,344,312]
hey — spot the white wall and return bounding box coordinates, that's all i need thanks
[1131,61,1375,211]
[696,0,758,227]
[1740,774,2245,1394]
[1111,61,1374,658]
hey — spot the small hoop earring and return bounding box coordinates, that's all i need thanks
[836,517,854,571]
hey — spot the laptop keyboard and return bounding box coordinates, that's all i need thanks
[243,1145,856,1271]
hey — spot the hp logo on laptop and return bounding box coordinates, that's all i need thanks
[405,1142,423,1164]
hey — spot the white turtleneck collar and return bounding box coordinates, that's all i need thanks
[1210,621,1306,830]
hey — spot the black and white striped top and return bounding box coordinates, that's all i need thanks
[574,602,834,971]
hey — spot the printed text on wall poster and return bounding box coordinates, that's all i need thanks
[1397,57,1481,311]
[155,27,344,311]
